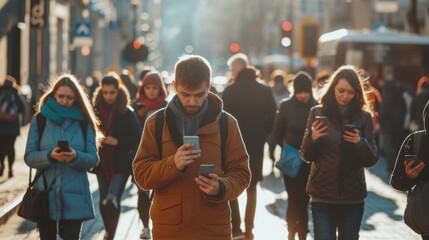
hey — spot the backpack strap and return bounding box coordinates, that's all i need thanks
[36,113,46,142]
[155,108,165,158]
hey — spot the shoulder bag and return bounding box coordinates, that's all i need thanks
[275,144,303,178]
[17,169,50,222]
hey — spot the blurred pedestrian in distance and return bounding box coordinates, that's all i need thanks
[86,70,102,100]
[92,72,141,240]
[223,53,277,240]
[131,71,168,239]
[120,69,138,100]
[315,70,331,99]
[267,69,290,166]
[0,75,25,177]
[138,66,155,87]
[273,71,318,240]
[133,55,250,239]
[359,69,382,148]
[390,99,429,240]
[24,73,101,239]
[379,78,407,172]
[410,76,429,131]
[416,75,429,94]
[300,65,378,240]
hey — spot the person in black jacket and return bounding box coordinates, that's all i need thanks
[223,53,277,240]
[391,100,429,240]
[0,75,24,178]
[300,65,378,240]
[93,72,141,240]
[273,71,318,240]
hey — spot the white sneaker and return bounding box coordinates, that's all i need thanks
[140,228,151,239]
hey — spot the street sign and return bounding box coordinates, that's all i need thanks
[30,0,46,29]
[73,21,93,47]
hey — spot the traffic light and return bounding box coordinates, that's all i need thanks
[229,42,240,53]
[300,24,319,58]
[122,39,149,63]
[281,20,293,47]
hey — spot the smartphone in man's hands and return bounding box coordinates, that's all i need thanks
[199,164,214,179]
[57,140,70,152]
[183,136,200,150]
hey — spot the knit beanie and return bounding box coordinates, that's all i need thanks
[293,71,312,93]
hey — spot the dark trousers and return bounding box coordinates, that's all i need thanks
[0,135,16,171]
[311,202,364,240]
[138,189,151,228]
[96,173,128,240]
[230,180,258,233]
[283,164,310,240]
[38,218,83,240]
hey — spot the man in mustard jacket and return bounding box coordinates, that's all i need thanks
[133,55,251,240]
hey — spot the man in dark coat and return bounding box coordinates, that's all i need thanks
[223,53,277,239]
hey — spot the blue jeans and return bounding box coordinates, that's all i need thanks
[311,202,364,240]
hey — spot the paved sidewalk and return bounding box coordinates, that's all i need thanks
[0,124,423,239]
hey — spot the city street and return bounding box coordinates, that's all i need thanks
[0,124,422,240]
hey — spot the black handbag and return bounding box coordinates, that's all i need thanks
[17,169,50,222]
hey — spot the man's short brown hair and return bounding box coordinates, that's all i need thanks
[175,55,212,89]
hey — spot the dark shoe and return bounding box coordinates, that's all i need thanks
[232,229,245,240]
[0,165,4,177]
[8,169,13,178]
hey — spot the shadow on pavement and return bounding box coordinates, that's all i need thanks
[367,157,391,185]
[260,171,285,194]
[361,191,403,231]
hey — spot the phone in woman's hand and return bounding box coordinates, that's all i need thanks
[405,154,421,167]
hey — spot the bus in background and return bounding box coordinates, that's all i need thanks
[317,29,429,90]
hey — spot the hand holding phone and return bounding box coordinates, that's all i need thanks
[315,115,328,125]
[183,136,200,150]
[405,154,421,166]
[199,164,214,179]
[344,124,358,133]
[57,140,70,152]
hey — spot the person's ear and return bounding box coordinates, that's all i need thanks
[173,80,177,89]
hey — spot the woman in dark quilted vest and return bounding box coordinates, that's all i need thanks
[92,72,141,240]
[391,100,429,239]
[300,65,379,240]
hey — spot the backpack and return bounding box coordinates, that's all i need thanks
[0,90,18,121]
[36,114,87,142]
[403,130,429,235]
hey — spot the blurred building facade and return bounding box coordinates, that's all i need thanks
[0,0,428,101]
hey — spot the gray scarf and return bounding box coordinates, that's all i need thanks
[167,95,208,137]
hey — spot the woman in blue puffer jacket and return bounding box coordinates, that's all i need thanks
[24,74,102,240]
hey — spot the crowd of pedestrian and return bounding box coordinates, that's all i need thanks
[0,50,427,240]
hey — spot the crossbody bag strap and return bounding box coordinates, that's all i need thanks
[29,169,48,191]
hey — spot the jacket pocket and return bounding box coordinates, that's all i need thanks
[201,200,230,225]
[151,194,182,225]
